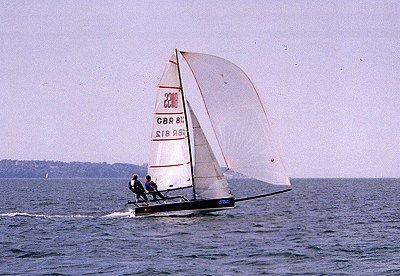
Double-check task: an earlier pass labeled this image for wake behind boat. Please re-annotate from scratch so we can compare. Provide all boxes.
[128,50,291,216]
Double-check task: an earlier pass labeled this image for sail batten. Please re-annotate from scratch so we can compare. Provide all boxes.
[155,112,184,115]
[158,85,181,89]
[149,162,190,168]
[152,137,187,141]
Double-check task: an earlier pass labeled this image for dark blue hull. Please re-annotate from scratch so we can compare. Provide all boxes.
[134,197,235,216]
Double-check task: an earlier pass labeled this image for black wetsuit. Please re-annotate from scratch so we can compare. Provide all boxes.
[129,179,148,201]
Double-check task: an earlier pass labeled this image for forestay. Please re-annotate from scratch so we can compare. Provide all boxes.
[148,54,193,191]
[188,103,232,199]
[182,52,290,186]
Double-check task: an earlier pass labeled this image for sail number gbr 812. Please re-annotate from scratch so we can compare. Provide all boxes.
[155,115,185,138]
[154,92,186,139]
[155,129,185,138]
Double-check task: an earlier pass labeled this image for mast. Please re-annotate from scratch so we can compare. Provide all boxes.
[175,49,197,200]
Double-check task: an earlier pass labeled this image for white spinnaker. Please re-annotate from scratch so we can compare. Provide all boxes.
[188,103,232,199]
[148,54,192,191]
[182,52,290,186]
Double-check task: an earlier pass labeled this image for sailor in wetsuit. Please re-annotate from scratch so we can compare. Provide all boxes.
[129,174,148,202]
[144,175,166,201]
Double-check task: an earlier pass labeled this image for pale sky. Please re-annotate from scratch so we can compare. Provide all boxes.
[1,1,399,178]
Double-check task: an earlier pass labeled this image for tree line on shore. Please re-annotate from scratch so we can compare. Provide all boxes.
[0,159,147,178]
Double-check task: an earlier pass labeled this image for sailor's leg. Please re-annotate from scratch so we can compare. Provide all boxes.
[157,191,166,200]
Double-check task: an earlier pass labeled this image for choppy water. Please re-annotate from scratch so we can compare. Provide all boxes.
[0,178,399,274]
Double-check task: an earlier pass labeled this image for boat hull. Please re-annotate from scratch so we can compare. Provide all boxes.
[134,197,235,216]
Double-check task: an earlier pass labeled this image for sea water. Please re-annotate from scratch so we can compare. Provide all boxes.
[0,178,399,274]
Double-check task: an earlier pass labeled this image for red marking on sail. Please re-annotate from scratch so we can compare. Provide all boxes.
[171,92,176,107]
[159,85,181,89]
[155,112,184,115]
[169,60,178,65]
[152,137,186,142]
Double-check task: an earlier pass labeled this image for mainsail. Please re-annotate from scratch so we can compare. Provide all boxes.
[148,54,192,191]
[182,52,290,186]
[188,103,232,199]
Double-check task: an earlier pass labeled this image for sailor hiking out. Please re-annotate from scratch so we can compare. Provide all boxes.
[129,174,148,202]
[144,175,166,201]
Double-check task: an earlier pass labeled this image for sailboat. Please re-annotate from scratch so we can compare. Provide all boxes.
[129,50,291,216]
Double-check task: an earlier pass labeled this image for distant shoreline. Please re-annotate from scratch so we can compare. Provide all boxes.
[0,159,147,179]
